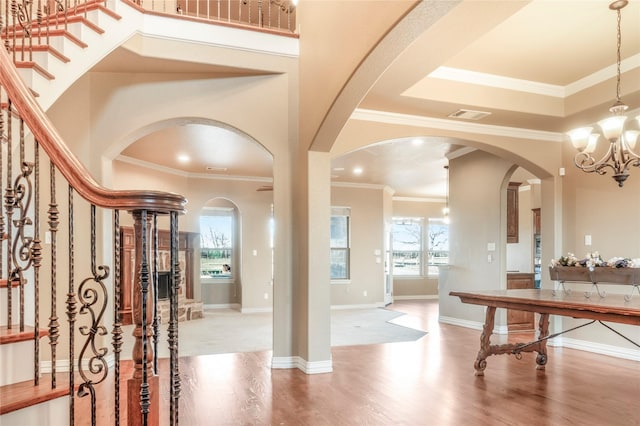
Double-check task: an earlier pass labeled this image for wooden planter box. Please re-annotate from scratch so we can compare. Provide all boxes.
[549,266,640,285]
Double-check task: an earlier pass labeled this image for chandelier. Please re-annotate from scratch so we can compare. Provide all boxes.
[567,0,640,187]
[270,0,297,12]
[443,165,450,224]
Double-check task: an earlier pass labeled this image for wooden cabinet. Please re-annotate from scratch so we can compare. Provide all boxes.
[507,182,521,243]
[532,208,541,235]
[118,226,198,326]
[507,273,535,331]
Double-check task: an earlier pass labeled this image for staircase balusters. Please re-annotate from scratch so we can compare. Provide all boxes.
[4,98,14,330]
[32,139,41,385]
[112,208,122,426]
[77,203,110,426]
[48,159,60,388]
[67,184,76,425]
[168,210,180,426]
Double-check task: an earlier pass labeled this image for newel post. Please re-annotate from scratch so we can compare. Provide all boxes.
[127,210,159,426]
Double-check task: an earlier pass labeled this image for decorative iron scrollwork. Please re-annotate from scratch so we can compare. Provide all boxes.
[76,205,110,425]
[11,0,34,37]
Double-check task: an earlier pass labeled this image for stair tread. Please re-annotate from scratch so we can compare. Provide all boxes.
[8,45,70,63]
[0,373,70,415]
[15,61,56,80]
[0,326,48,345]
[6,29,88,49]
[0,278,21,288]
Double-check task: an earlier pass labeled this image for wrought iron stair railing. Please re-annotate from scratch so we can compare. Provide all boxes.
[1,0,296,65]
[0,23,187,426]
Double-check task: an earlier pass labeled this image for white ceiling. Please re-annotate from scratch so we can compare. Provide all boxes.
[111,0,640,198]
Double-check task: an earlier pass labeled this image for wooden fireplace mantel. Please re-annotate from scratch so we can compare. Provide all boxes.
[118,226,198,326]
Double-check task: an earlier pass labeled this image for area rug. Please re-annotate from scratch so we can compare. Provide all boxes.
[120,307,427,359]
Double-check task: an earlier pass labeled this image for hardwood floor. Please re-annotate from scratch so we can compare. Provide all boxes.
[84,300,639,425]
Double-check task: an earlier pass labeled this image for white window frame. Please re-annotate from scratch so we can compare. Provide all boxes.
[330,207,351,283]
[200,207,235,284]
[392,217,424,277]
[392,217,449,277]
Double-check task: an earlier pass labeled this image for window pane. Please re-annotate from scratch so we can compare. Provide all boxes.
[392,219,422,276]
[428,222,449,251]
[330,216,348,248]
[427,219,449,275]
[392,221,421,251]
[200,214,233,278]
[330,248,349,279]
[392,250,421,276]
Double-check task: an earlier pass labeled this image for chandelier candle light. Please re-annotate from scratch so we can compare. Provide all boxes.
[567,0,640,187]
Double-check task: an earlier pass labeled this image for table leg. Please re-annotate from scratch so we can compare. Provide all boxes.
[474,306,496,376]
[535,313,549,369]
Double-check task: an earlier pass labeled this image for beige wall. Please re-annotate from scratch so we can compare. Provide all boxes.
[330,185,385,306]
[556,136,640,351]
[438,150,516,326]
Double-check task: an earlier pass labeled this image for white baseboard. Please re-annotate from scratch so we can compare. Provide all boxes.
[442,317,640,361]
[330,303,385,310]
[271,356,333,374]
[41,353,116,374]
[204,303,273,313]
[203,303,241,310]
[240,307,273,314]
[438,316,509,335]
[439,315,483,330]
[393,295,439,300]
[549,337,640,361]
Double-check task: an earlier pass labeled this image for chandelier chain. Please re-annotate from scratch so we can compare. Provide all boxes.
[615,8,622,103]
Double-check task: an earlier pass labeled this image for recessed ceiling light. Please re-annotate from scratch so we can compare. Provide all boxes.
[177,154,190,163]
[412,138,424,146]
[353,167,363,175]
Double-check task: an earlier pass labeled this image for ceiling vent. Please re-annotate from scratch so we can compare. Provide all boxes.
[206,166,228,172]
[448,109,491,121]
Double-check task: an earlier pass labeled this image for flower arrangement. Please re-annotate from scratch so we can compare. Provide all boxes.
[550,251,638,271]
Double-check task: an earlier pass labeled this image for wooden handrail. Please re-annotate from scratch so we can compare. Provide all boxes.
[0,46,187,214]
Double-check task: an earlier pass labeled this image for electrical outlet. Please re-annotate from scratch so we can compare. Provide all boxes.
[264,293,269,300]
[363,290,367,297]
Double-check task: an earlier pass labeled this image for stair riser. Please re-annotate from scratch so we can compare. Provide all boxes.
[0,287,35,328]
[11,50,66,75]
[0,394,69,426]
[48,34,86,58]
[0,340,36,386]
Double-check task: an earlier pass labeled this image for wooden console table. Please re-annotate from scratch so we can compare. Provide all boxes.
[449,289,640,376]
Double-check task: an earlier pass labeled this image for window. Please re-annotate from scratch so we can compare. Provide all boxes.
[200,208,234,279]
[427,218,449,275]
[392,218,422,276]
[392,217,449,276]
[330,207,350,280]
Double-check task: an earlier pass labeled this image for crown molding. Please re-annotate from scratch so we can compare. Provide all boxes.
[566,53,640,96]
[351,109,564,143]
[428,54,640,99]
[331,181,386,190]
[115,155,272,183]
[428,66,564,97]
[392,196,445,203]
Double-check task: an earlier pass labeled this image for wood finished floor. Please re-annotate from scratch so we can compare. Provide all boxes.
[80,299,639,426]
